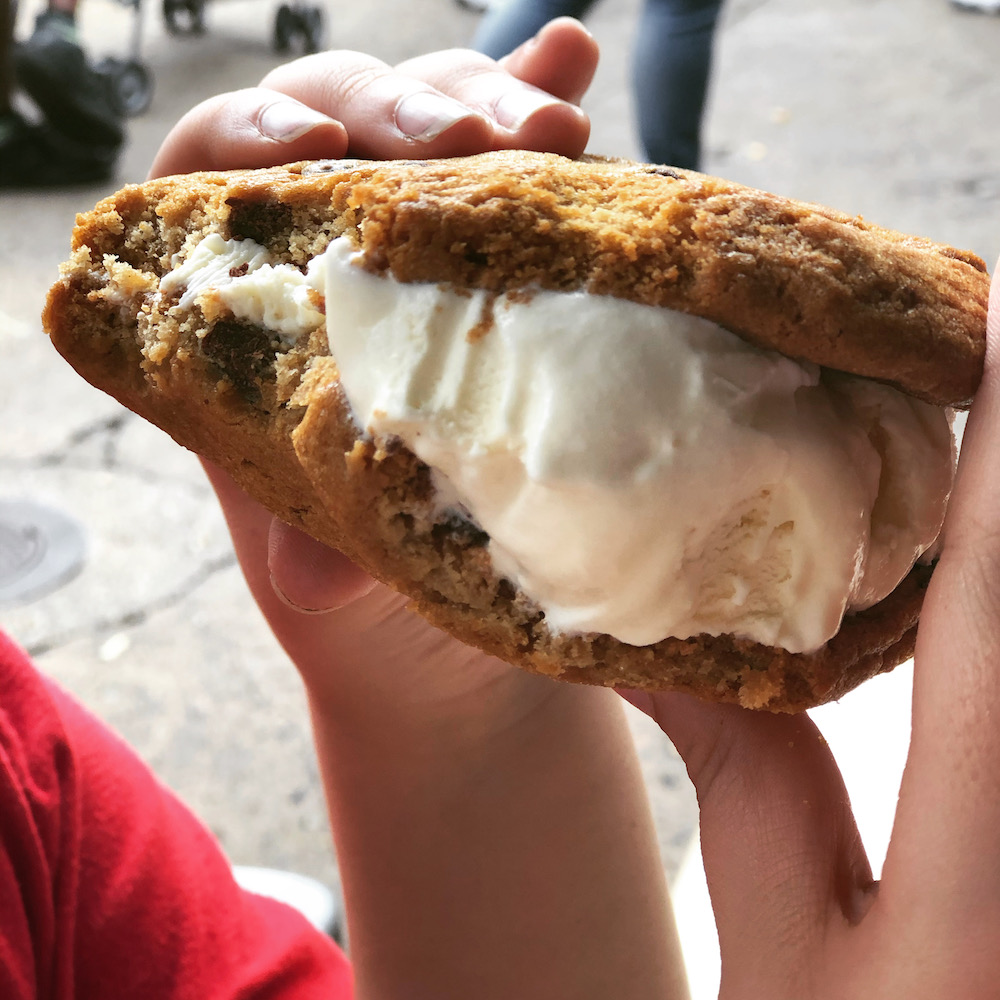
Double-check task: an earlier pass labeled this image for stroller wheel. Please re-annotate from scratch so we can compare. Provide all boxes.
[163,0,206,35]
[300,6,324,53]
[94,57,155,117]
[273,4,296,52]
[273,4,325,54]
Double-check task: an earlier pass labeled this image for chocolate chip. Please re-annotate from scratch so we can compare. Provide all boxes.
[646,166,684,179]
[301,158,368,175]
[201,319,275,402]
[226,198,293,249]
[433,513,489,550]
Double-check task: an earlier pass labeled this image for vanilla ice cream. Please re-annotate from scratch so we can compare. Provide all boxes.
[164,234,956,654]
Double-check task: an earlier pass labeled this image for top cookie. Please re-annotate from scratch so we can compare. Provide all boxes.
[70,149,988,407]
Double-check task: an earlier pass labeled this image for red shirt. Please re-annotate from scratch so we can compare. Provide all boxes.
[0,630,352,999]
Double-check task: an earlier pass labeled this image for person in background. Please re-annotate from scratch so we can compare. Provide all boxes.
[470,2,723,169]
[0,0,123,187]
[950,0,1000,13]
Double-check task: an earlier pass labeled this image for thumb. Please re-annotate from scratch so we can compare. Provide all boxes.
[878,265,1000,944]
[267,517,377,614]
[202,459,375,618]
[628,691,871,995]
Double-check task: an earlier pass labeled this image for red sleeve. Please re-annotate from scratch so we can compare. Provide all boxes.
[0,630,353,1000]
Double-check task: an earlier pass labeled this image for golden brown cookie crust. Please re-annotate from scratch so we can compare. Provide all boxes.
[66,150,987,404]
[44,151,988,711]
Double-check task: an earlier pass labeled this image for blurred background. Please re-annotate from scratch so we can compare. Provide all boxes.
[1,0,998,993]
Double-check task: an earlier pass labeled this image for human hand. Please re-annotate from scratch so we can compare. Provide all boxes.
[150,16,596,174]
[149,21,600,724]
[622,270,1000,998]
[146,38,692,1000]
[145,33,711,998]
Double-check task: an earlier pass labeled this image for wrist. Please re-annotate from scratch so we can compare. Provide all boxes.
[308,635,562,762]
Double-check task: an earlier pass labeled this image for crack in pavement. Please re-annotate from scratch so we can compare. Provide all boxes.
[5,408,215,495]
[3,406,237,656]
[26,550,238,658]
[6,452,216,494]
[33,409,135,471]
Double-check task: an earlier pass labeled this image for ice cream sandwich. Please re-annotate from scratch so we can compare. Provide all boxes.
[43,150,990,711]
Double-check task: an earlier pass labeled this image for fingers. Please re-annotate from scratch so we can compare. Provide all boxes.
[261,50,496,159]
[883,269,1000,933]
[149,88,349,177]
[200,460,412,697]
[203,457,525,716]
[265,45,590,159]
[394,47,590,156]
[499,17,599,105]
[624,690,871,994]
[151,28,596,178]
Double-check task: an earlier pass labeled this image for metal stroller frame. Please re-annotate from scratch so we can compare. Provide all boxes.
[96,0,325,117]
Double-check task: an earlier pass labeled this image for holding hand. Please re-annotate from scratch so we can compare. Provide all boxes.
[625,273,1000,998]
[152,28,688,1000]
[152,18,600,707]
[150,16,597,175]
[150,18,602,710]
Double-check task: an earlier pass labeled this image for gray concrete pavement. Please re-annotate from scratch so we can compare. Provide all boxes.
[1,0,999,923]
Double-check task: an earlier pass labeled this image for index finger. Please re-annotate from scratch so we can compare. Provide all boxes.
[264,46,590,159]
[260,50,498,159]
[883,268,1000,934]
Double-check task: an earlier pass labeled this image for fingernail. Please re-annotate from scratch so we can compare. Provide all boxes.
[494,88,566,131]
[258,101,339,143]
[270,573,337,614]
[395,91,484,142]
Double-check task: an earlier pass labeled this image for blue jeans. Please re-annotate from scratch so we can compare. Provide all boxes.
[472,0,723,169]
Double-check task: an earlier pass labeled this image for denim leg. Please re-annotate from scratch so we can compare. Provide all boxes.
[0,0,13,114]
[633,0,723,169]
[472,0,600,60]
